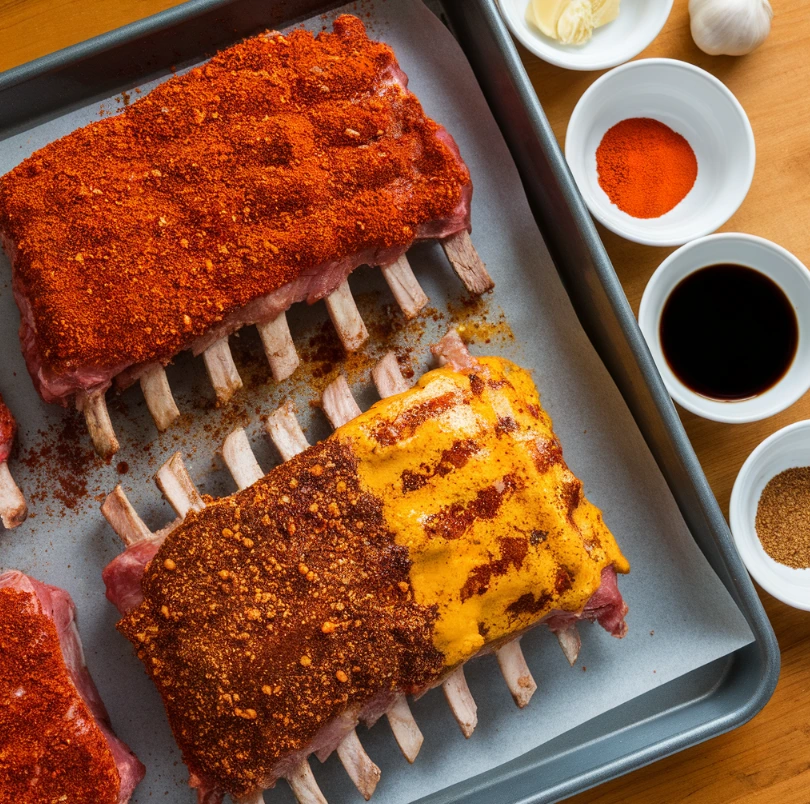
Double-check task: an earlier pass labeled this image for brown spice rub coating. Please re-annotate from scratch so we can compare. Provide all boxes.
[0,15,469,378]
[119,439,442,797]
[0,588,120,803]
[755,466,810,568]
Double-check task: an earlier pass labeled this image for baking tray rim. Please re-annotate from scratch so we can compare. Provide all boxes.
[0,0,779,800]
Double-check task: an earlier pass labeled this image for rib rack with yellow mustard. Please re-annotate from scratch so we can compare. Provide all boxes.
[101,333,629,804]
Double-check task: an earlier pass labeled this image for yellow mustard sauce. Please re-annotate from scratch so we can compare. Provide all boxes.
[334,357,629,667]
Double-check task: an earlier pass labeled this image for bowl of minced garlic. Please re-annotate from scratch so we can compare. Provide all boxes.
[731,421,810,610]
[498,0,673,70]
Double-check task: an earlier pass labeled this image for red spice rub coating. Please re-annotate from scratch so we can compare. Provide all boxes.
[0,15,470,378]
[0,588,120,803]
[119,439,442,797]
[0,393,15,463]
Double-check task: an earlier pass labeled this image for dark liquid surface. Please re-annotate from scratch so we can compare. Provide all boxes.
[660,263,798,401]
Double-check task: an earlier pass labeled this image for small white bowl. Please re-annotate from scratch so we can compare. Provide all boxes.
[566,59,755,246]
[498,0,673,71]
[730,421,810,610]
[638,233,810,424]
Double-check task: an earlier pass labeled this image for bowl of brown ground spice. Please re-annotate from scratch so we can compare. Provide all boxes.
[566,58,755,246]
[731,421,810,610]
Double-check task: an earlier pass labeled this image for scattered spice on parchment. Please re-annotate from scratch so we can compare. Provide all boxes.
[755,467,810,568]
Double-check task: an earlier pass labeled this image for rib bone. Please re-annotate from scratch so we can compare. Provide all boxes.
[335,728,381,800]
[257,312,300,383]
[496,638,537,708]
[0,461,27,529]
[325,281,369,353]
[202,337,243,405]
[139,363,180,431]
[221,428,264,490]
[321,376,362,430]
[442,666,477,738]
[101,485,153,546]
[441,230,494,295]
[380,254,428,319]
[76,389,119,458]
[235,791,265,804]
[385,695,424,763]
[371,351,537,711]
[556,624,582,667]
[156,453,205,517]
[265,401,309,462]
[285,761,327,804]
[229,419,380,798]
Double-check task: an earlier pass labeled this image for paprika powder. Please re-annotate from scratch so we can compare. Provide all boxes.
[596,117,698,219]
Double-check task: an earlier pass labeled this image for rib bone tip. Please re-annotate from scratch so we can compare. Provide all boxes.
[442,230,494,295]
[140,363,180,432]
[202,337,243,405]
[325,280,369,353]
[76,389,119,458]
[0,461,27,529]
[257,313,300,383]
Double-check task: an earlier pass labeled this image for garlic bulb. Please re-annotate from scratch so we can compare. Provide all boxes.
[689,0,773,56]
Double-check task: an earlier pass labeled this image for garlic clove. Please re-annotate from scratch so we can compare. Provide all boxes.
[688,0,773,57]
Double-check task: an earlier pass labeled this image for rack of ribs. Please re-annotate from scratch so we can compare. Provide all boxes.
[0,394,27,528]
[0,14,492,458]
[100,332,629,803]
[0,570,145,802]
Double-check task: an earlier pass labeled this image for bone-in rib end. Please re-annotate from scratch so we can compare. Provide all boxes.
[264,401,310,462]
[442,666,478,738]
[156,452,205,518]
[76,389,119,458]
[202,337,243,406]
[386,695,424,763]
[285,761,328,804]
[556,625,582,667]
[380,254,429,320]
[325,280,369,353]
[0,461,27,529]
[496,639,537,709]
[139,363,180,431]
[336,729,381,800]
[220,428,264,491]
[441,230,494,295]
[321,375,362,429]
[372,352,410,398]
[257,313,300,383]
[101,485,153,547]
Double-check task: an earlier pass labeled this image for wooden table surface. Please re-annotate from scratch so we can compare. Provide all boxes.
[1,0,808,801]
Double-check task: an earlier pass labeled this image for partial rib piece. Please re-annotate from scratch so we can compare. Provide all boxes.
[335,729,381,800]
[101,485,153,546]
[265,401,310,462]
[256,313,300,383]
[155,453,205,517]
[372,352,410,397]
[203,338,243,405]
[386,695,424,763]
[76,390,119,459]
[325,281,369,353]
[0,462,26,530]
[286,762,327,804]
[221,428,264,490]
[139,364,180,432]
[555,624,582,667]
[496,638,537,708]
[380,255,429,320]
[321,375,363,429]
[441,230,494,295]
[442,667,478,738]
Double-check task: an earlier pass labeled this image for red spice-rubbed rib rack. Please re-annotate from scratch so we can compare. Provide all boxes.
[0,15,492,458]
[0,394,27,529]
[100,332,628,804]
[0,570,145,802]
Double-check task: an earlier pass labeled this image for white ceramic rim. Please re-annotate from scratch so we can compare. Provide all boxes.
[566,58,756,247]
[730,420,810,611]
[638,233,810,424]
[498,0,675,71]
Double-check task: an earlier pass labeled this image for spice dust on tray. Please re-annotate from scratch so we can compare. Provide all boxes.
[755,467,810,568]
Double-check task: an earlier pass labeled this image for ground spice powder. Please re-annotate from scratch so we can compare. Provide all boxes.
[755,466,810,568]
[596,117,698,219]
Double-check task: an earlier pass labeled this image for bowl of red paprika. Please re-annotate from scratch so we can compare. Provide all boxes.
[565,59,755,247]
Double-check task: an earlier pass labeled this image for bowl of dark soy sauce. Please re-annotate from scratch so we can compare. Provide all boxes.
[639,233,810,423]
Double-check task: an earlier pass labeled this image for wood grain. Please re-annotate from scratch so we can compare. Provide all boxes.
[0,0,806,801]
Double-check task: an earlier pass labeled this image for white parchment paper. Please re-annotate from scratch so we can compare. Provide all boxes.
[0,2,753,802]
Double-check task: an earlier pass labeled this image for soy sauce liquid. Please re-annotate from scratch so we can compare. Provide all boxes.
[660,264,798,401]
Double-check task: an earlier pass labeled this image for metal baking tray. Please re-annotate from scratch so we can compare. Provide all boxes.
[0,1,779,802]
